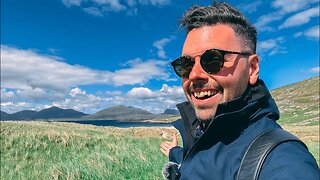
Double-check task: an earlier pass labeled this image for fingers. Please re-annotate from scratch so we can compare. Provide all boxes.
[172,133,178,146]
[161,141,170,149]
[172,132,177,139]
[160,146,169,156]
[160,131,180,157]
[172,134,176,143]
[160,142,170,156]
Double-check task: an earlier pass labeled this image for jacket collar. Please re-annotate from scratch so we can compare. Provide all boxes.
[214,79,279,119]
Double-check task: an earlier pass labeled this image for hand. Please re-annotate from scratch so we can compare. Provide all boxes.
[160,133,178,157]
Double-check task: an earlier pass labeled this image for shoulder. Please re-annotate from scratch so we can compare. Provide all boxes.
[260,141,320,180]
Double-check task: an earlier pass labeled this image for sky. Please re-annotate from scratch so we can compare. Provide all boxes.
[1,0,319,114]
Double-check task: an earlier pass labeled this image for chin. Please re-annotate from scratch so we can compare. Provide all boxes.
[195,108,216,121]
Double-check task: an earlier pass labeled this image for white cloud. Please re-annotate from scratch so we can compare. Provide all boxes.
[17,87,66,101]
[61,0,170,16]
[111,59,170,86]
[238,1,263,14]
[83,7,104,16]
[127,0,136,6]
[62,0,82,7]
[279,7,319,29]
[271,0,318,14]
[295,26,320,40]
[123,84,185,113]
[1,84,186,114]
[1,45,168,89]
[0,101,37,114]
[104,90,122,95]
[308,67,320,73]
[126,84,185,99]
[47,48,60,54]
[254,12,283,32]
[138,0,170,6]
[0,45,170,110]
[53,87,104,113]
[100,1,126,12]
[1,89,15,102]
[305,26,320,39]
[126,7,138,16]
[128,87,154,99]
[70,87,86,97]
[1,87,104,114]
[255,0,318,32]
[85,84,185,114]
[1,45,112,92]
[153,37,174,59]
[257,37,287,56]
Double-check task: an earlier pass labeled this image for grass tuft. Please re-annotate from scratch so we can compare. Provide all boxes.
[1,121,177,179]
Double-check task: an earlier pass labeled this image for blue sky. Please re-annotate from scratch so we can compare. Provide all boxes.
[1,0,319,114]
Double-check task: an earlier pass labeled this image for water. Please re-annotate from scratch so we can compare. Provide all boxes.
[60,120,173,128]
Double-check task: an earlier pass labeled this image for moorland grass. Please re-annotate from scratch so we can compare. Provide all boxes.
[1,121,176,180]
[1,121,319,179]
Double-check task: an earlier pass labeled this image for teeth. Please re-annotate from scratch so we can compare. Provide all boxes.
[193,90,217,98]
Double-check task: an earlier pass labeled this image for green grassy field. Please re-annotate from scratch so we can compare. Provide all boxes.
[272,76,319,126]
[1,121,319,180]
[0,121,176,180]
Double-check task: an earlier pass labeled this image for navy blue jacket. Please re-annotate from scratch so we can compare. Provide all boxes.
[169,80,319,179]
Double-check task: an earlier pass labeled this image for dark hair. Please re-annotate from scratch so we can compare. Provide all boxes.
[179,1,257,53]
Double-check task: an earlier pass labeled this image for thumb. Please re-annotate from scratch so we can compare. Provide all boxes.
[172,133,178,143]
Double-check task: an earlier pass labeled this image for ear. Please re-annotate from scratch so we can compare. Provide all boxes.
[248,54,259,85]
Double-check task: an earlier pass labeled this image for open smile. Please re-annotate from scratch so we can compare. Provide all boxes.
[192,89,219,100]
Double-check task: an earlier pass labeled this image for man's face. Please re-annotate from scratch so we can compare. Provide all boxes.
[181,24,257,121]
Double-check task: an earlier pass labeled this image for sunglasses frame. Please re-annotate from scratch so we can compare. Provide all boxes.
[171,48,253,78]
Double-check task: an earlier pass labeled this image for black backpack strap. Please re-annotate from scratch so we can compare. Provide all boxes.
[236,129,307,180]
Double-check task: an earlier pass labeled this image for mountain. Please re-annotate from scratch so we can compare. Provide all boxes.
[36,106,87,119]
[271,76,319,126]
[1,111,12,120]
[0,107,87,120]
[163,108,179,115]
[10,110,38,120]
[84,105,157,121]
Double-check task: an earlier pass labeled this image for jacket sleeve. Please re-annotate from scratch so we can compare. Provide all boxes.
[259,141,320,180]
[168,146,185,164]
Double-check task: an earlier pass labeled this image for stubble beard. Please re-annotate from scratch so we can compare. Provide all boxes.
[187,93,222,122]
[189,83,247,122]
[194,104,219,121]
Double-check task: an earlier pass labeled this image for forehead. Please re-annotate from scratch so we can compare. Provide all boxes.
[182,24,242,56]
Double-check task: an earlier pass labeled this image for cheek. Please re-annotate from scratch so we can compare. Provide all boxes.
[182,79,191,93]
[216,63,250,88]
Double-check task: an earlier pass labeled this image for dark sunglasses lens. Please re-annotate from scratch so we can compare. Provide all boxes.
[201,50,224,74]
[173,57,194,78]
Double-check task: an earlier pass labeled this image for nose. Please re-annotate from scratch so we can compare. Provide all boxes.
[188,59,208,82]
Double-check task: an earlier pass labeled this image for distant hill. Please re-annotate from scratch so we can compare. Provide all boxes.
[162,108,179,115]
[10,110,38,120]
[0,107,87,120]
[84,105,157,121]
[1,111,12,120]
[36,107,87,119]
[271,76,319,125]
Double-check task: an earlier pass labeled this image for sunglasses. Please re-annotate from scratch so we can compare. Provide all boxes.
[171,48,253,78]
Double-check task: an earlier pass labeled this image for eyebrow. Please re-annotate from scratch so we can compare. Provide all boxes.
[182,48,210,57]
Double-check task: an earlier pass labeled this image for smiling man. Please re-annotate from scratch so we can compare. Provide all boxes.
[160,1,319,179]
[180,24,257,121]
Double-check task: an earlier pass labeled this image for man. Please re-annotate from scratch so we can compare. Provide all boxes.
[160,1,319,179]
